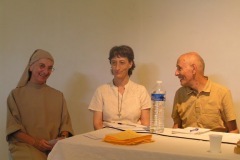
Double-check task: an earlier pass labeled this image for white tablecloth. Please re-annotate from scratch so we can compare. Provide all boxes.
[48,128,240,160]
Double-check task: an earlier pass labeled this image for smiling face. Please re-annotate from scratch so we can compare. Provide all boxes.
[29,58,54,85]
[175,56,195,87]
[110,56,133,80]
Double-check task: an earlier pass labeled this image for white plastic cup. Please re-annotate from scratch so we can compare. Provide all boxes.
[209,134,222,153]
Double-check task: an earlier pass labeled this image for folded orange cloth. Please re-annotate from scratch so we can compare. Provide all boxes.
[103,130,153,145]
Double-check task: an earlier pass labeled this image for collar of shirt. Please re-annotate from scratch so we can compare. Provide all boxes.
[186,78,212,96]
[110,79,132,90]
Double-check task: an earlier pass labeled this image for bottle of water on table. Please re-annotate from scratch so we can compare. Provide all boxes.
[150,80,166,133]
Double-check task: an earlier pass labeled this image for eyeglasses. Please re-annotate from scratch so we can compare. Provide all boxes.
[39,63,55,72]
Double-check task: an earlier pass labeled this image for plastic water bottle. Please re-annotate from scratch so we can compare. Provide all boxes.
[150,81,166,133]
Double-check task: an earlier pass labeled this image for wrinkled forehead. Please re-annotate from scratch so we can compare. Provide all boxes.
[177,55,190,64]
[33,58,54,66]
[176,55,190,67]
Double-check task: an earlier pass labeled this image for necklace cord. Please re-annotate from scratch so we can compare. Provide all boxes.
[117,91,123,118]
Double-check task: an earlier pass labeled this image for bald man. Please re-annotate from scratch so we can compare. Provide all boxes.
[172,52,239,133]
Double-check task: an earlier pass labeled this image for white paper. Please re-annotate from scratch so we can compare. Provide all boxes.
[103,121,148,132]
[172,127,210,135]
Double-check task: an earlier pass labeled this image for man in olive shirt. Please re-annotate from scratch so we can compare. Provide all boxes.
[172,52,239,133]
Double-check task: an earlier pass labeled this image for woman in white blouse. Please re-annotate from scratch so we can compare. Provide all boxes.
[88,45,151,130]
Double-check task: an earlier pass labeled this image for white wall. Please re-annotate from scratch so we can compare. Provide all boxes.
[1,0,240,159]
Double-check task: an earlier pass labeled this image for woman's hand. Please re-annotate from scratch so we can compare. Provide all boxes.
[33,138,53,152]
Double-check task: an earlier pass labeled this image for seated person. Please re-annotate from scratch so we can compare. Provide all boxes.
[88,45,151,130]
[172,52,239,133]
[6,49,74,160]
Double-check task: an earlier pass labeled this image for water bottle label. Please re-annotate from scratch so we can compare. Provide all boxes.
[151,93,165,101]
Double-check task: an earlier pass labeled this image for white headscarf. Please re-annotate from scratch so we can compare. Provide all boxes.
[17,49,54,87]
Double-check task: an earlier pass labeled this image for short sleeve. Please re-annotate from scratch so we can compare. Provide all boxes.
[6,91,22,141]
[59,95,74,136]
[171,89,182,125]
[139,86,151,110]
[222,89,236,122]
[88,87,103,112]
